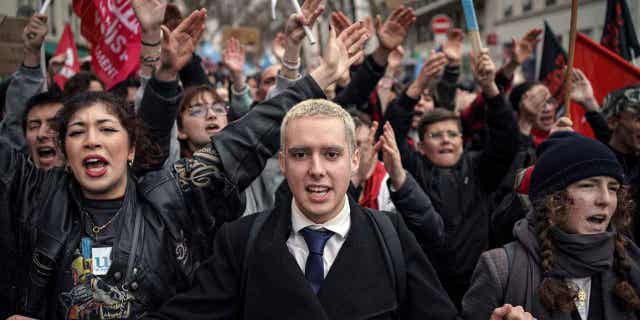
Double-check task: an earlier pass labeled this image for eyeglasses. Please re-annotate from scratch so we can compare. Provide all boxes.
[425,130,461,140]
[187,103,229,117]
[533,97,558,110]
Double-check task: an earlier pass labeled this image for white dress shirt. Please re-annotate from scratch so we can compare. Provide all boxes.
[286,198,351,278]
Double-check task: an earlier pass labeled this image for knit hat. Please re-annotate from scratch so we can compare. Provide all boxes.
[602,85,640,119]
[529,131,624,204]
[509,81,540,112]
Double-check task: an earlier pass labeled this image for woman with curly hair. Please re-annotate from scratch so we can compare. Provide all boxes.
[462,130,640,319]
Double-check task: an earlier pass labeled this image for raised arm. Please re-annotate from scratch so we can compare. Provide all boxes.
[569,68,612,143]
[435,28,463,111]
[213,21,369,190]
[0,14,47,151]
[387,51,448,172]
[333,7,415,109]
[133,2,205,170]
[223,37,252,119]
[264,0,325,100]
[380,122,446,247]
[473,50,519,191]
[170,20,369,235]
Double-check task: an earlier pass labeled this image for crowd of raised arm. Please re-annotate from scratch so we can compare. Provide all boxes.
[0,1,639,320]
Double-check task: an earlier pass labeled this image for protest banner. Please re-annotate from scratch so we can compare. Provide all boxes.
[222,26,261,53]
[73,0,141,89]
[53,23,80,89]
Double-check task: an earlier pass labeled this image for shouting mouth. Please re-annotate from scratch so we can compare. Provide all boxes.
[37,146,57,160]
[83,155,109,177]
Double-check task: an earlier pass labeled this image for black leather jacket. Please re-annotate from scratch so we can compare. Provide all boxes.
[0,75,326,318]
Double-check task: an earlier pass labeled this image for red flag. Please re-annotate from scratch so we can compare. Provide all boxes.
[53,23,80,89]
[73,0,141,90]
[573,33,640,136]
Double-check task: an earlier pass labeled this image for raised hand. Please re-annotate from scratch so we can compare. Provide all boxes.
[223,37,247,91]
[380,122,406,189]
[569,68,598,111]
[223,37,245,75]
[23,14,48,67]
[310,21,369,90]
[550,117,574,134]
[353,122,380,187]
[132,0,167,42]
[23,14,48,52]
[407,50,448,99]
[285,0,324,47]
[510,28,542,65]
[471,49,499,97]
[157,9,206,80]
[442,28,464,66]
[331,11,368,65]
[375,7,416,51]
[272,32,287,62]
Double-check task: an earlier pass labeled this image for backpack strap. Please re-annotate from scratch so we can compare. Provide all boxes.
[364,209,407,311]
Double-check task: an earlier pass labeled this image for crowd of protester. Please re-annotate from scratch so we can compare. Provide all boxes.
[0,1,638,319]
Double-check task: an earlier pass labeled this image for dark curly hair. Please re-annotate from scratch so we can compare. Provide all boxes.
[54,91,163,171]
[535,186,640,313]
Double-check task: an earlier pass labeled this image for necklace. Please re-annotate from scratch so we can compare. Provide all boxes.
[83,209,122,238]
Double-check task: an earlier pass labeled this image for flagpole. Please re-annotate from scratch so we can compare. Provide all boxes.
[563,0,579,117]
[39,0,52,92]
[461,0,483,56]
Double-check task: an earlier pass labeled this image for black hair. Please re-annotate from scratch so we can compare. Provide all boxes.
[54,91,163,170]
[22,91,64,132]
[63,71,104,99]
[417,108,462,141]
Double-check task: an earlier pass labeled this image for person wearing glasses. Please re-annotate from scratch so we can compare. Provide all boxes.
[177,85,230,159]
[385,49,519,308]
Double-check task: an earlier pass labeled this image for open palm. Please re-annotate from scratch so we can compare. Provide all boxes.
[223,37,245,74]
[376,7,415,50]
[160,9,206,72]
[132,0,166,32]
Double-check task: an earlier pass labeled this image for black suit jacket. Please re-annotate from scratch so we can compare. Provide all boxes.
[146,198,458,319]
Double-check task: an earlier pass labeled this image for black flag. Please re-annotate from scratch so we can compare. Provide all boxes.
[601,0,640,61]
[539,21,568,102]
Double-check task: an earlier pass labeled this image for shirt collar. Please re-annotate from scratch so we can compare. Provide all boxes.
[291,197,350,239]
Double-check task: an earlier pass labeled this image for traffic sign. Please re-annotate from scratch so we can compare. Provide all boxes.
[431,14,452,35]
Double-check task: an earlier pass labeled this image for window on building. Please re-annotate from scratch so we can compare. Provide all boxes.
[503,0,514,18]
[546,0,557,6]
[523,0,533,12]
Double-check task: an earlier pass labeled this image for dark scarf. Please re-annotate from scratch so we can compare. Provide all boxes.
[508,218,640,320]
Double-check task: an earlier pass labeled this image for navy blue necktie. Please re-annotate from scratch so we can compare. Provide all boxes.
[300,227,334,294]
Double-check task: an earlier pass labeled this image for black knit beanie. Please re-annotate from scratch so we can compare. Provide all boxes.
[509,81,539,112]
[529,131,624,204]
